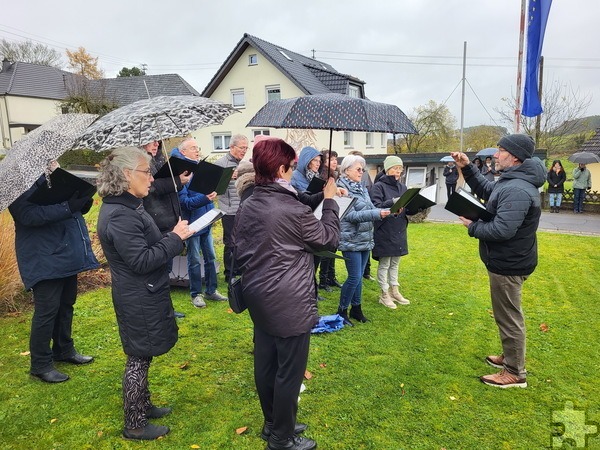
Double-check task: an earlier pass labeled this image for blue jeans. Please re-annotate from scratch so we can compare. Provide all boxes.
[548,193,562,207]
[186,232,217,297]
[573,188,586,212]
[339,250,370,310]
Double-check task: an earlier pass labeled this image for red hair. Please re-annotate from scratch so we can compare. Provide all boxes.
[253,138,296,185]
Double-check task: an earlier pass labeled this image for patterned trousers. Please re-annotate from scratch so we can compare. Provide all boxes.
[123,355,153,429]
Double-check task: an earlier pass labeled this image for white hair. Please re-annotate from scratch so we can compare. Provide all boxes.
[340,154,365,175]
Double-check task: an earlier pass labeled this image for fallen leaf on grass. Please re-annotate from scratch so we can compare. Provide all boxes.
[235,426,248,435]
[448,312,454,316]
[449,396,456,401]
[179,362,189,370]
[97,431,103,437]
[50,418,58,424]
[227,308,234,313]
[20,351,30,356]
[319,363,327,368]
[190,445,200,449]
[304,370,312,380]
[539,323,549,332]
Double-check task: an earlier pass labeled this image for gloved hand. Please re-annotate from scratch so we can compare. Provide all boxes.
[67,191,90,213]
[80,198,94,215]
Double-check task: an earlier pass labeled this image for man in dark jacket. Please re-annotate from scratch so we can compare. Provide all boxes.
[443,161,459,199]
[9,167,99,383]
[451,134,546,388]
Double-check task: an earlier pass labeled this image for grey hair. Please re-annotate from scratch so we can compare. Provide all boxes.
[230,134,248,148]
[340,154,365,176]
[97,147,150,197]
[179,137,196,151]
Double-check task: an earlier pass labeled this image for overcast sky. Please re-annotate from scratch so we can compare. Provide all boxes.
[3,0,600,129]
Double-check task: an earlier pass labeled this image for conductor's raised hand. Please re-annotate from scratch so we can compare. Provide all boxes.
[323,177,337,199]
[450,152,470,168]
[172,219,194,240]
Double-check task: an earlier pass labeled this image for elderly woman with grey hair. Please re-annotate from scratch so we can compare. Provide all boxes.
[96,147,194,440]
[335,154,390,325]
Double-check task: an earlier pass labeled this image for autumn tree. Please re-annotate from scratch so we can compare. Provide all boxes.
[66,47,103,79]
[61,78,118,115]
[117,66,146,77]
[463,125,507,152]
[495,78,592,153]
[400,100,458,153]
[0,39,63,67]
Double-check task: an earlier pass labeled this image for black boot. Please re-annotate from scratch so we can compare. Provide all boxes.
[349,304,368,323]
[555,206,560,213]
[337,307,353,327]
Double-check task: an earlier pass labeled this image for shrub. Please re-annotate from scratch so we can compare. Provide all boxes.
[0,211,31,313]
[57,149,110,169]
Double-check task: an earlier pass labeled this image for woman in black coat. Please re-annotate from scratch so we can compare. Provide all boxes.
[97,147,194,441]
[370,156,413,309]
[233,138,339,450]
[547,159,566,212]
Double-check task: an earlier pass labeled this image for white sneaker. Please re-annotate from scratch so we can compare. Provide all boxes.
[191,295,206,308]
[205,291,227,301]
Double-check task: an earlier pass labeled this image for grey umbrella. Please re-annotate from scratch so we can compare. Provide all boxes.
[476,147,498,157]
[0,113,98,212]
[246,93,417,177]
[74,95,239,151]
[568,152,600,164]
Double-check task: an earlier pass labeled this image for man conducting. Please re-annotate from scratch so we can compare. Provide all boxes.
[450,134,546,388]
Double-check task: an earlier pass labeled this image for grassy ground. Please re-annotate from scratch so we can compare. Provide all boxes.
[0,223,599,449]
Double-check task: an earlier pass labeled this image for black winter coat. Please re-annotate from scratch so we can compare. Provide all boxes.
[370,175,410,259]
[547,169,566,193]
[9,176,99,290]
[97,193,184,357]
[143,155,183,233]
[462,158,546,276]
[233,184,340,338]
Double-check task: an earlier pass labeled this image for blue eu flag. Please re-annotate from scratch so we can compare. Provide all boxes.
[522,0,552,117]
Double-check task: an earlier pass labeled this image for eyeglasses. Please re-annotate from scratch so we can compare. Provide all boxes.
[353,167,365,173]
[132,168,152,176]
[234,145,249,151]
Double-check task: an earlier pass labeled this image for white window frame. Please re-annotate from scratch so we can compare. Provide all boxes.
[349,85,360,98]
[248,54,258,65]
[231,89,245,108]
[213,133,232,152]
[405,167,427,188]
[266,85,281,102]
[253,129,271,138]
[380,133,387,148]
[343,131,353,148]
[365,132,373,147]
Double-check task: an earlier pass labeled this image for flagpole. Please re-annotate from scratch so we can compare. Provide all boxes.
[460,41,466,152]
[514,0,526,133]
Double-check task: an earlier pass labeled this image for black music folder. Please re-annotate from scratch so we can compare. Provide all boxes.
[390,184,437,213]
[445,188,494,222]
[153,157,197,179]
[29,168,96,206]
[188,160,234,195]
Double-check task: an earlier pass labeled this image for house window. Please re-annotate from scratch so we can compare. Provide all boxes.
[349,85,360,98]
[213,133,231,151]
[231,89,245,108]
[366,132,373,147]
[343,131,353,147]
[249,54,258,65]
[406,167,427,188]
[381,133,387,147]
[277,49,293,61]
[253,129,271,138]
[266,85,281,102]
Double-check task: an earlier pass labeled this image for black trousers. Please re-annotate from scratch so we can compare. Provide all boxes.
[319,256,336,285]
[221,214,236,280]
[254,327,311,441]
[30,275,78,374]
[446,183,456,199]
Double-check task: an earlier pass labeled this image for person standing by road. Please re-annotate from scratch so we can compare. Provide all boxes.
[443,160,459,199]
[547,160,566,213]
[572,163,592,214]
[451,134,546,388]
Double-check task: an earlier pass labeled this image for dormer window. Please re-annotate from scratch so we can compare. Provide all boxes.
[249,54,258,65]
[349,85,360,98]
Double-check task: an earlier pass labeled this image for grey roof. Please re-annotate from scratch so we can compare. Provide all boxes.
[202,33,365,98]
[579,127,600,155]
[1,60,199,106]
[0,60,76,100]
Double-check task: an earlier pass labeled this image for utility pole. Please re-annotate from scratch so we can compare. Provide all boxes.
[514,0,526,133]
[311,49,316,59]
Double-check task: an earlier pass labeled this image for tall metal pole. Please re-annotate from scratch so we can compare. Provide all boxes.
[535,56,544,146]
[460,41,466,152]
[514,0,527,133]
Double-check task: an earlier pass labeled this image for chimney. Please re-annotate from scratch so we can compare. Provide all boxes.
[1,58,13,73]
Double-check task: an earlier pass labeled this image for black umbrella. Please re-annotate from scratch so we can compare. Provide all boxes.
[568,152,600,164]
[247,93,417,177]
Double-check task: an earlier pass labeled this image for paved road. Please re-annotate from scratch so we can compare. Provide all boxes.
[427,203,600,236]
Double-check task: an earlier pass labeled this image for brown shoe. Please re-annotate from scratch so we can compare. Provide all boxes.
[485,354,504,369]
[480,369,527,388]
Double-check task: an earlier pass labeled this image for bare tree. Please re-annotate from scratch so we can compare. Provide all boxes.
[495,78,592,153]
[61,77,118,116]
[0,39,63,67]
[401,100,458,153]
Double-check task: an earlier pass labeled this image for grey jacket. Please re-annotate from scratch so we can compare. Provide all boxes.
[572,167,592,190]
[462,158,546,276]
[215,153,242,215]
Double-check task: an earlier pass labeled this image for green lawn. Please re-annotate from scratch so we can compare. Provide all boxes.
[1,223,599,449]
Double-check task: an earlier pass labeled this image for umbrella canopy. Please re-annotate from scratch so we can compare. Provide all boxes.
[0,113,98,212]
[568,152,600,164]
[440,155,454,162]
[74,95,238,151]
[247,93,417,135]
[476,147,498,157]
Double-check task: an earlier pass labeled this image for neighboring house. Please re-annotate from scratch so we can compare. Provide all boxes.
[577,127,600,191]
[197,33,389,157]
[0,58,199,152]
